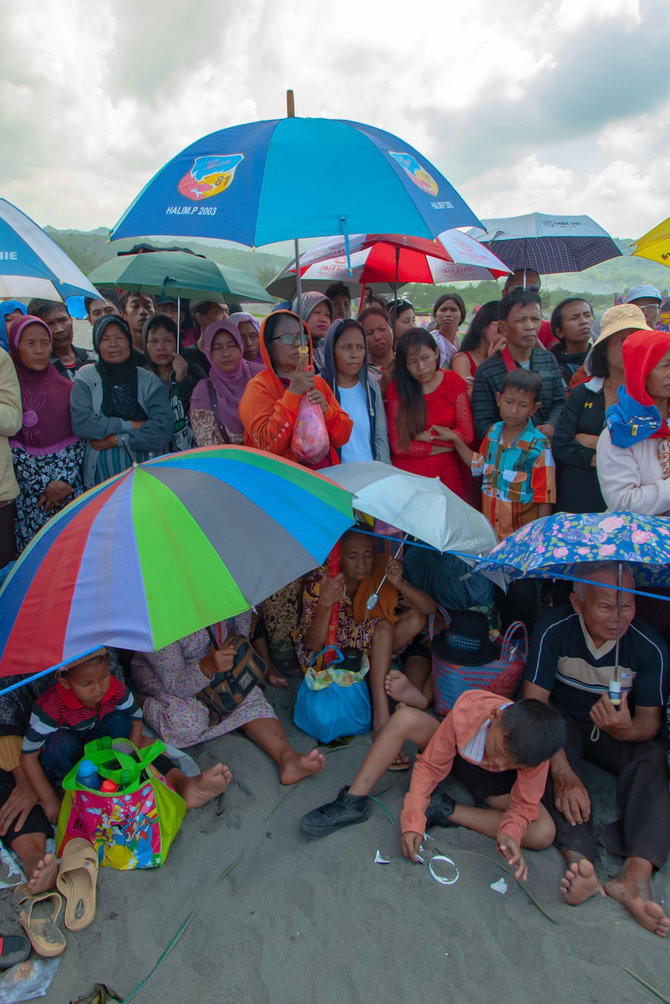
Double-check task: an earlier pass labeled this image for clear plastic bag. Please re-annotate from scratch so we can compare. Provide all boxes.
[291,394,329,464]
[0,958,60,1003]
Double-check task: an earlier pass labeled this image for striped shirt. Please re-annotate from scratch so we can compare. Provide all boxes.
[22,677,141,754]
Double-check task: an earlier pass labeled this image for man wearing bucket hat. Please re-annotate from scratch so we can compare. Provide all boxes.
[553,304,650,512]
[623,284,663,331]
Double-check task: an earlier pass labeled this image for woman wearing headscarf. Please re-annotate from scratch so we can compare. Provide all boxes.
[239,310,352,468]
[319,318,390,463]
[142,314,205,452]
[596,328,670,514]
[70,314,173,487]
[7,316,84,551]
[228,312,265,373]
[291,291,333,371]
[0,342,23,565]
[0,302,26,353]
[189,319,256,446]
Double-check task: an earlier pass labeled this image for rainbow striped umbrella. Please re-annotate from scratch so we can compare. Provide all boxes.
[0,446,354,682]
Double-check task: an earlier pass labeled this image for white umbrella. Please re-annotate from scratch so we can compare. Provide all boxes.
[323,461,498,556]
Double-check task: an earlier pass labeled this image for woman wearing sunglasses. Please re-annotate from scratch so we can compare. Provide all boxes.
[239,310,352,468]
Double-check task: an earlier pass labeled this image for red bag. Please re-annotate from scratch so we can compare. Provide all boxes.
[291,393,329,464]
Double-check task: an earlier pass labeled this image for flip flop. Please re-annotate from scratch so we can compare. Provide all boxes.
[0,933,30,969]
[13,885,66,957]
[57,838,99,932]
[367,736,411,771]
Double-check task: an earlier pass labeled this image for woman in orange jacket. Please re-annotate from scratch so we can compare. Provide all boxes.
[239,310,352,468]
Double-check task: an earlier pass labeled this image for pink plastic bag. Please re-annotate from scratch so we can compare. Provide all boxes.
[291,393,329,464]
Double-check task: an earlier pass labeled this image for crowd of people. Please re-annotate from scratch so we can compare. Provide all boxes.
[0,271,669,954]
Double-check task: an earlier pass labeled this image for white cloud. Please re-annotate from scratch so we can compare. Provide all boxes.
[0,0,667,244]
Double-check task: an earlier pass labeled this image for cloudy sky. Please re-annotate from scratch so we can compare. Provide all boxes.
[2,0,668,243]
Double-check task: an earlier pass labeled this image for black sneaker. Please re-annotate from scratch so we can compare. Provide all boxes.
[425,791,457,829]
[300,786,369,837]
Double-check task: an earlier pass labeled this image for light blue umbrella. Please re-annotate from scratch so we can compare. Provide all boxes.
[109,114,481,248]
[0,199,104,301]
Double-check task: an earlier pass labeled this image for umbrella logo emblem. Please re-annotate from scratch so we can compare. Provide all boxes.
[388,151,439,196]
[178,154,244,201]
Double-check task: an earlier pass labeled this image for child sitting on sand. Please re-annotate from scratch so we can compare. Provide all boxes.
[21,648,143,824]
[301,690,566,880]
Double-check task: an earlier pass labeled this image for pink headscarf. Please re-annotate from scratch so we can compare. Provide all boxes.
[228,312,265,374]
[189,320,254,435]
[8,315,79,455]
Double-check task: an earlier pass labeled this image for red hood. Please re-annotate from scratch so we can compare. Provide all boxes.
[622,329,670,406]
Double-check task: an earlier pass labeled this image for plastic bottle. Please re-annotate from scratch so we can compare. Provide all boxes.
[76,759,100,789]
[119,769,134,790]
[100,778,119,793]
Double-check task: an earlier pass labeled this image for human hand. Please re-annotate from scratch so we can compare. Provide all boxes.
[497,833,527,881]
[172,354,188,382]
[287,365,315,397]
[130,420,145,430]
[589,691,632,740]
[400,831,423,862]
[430,425,457,442]
[414,430,432,443]
[552,767,591,825]
[385,559,404,590]
[43,480,73,505]
[487,334,506,357]
[0,776,39,836]
[536,424,555,442]
[319,572,346,609]
[90,434,119,451]
[307,388,328,413]
[42,794,62,826]
[199,646,235,679]
[575,433,599,451]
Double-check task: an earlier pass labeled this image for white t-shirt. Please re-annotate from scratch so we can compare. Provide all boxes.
[338,383,374,463]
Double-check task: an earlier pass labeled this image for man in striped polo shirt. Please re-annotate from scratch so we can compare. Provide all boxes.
[523,562,670,937]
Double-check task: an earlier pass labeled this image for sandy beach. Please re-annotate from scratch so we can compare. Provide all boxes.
[0,677,663,1004]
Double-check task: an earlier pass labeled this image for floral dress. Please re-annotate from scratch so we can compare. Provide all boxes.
[294,568,382,670]
[130,626,275,749]
[11,441,85,552]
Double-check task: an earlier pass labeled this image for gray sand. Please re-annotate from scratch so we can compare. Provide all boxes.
[1,679,663,1003]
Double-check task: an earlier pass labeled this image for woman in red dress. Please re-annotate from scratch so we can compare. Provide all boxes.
[385,328,474,498]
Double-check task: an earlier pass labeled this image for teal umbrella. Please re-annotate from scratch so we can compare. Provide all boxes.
[88,250,272,304]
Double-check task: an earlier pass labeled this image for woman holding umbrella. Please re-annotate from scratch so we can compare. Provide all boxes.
[70,315,173,487]
[142,314,205,452]
[8,316,85,552]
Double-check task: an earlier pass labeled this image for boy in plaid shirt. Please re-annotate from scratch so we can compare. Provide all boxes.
[439,369,555,539]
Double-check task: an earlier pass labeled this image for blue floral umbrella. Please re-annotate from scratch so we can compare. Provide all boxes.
[473,511,670,587]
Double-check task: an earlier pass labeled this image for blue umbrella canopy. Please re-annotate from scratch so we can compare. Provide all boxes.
[473,511,670,587]
[0,199,104,301]
[110,117,482,247]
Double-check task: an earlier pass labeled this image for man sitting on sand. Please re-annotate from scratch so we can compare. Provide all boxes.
[301,690,566,881]
[523,562,670,937]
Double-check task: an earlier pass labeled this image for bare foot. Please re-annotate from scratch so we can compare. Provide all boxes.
[604,870,670,938]
[279,748,326,786]
[180,764,232,809]
[266,670,288,688]
[384,669,428,710]
[560,859,604,906]
[27,852,57,896]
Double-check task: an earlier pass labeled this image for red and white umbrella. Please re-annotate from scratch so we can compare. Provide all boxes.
[266,230,510,299]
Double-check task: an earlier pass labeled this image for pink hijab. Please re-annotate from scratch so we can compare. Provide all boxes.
[8,315,78,455]
[189,320,254,435]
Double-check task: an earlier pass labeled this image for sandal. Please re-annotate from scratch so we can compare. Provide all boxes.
[0,933,30,969]
[13,885,66,957]
[57,838,98,932]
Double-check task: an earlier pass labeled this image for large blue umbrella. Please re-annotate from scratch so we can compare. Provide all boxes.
[0,199,104,301]
[109,116,481,247]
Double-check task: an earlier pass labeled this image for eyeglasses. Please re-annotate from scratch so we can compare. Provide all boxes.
[512,284,540,294]
[269,333,302,346]
[387,299,413,311]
